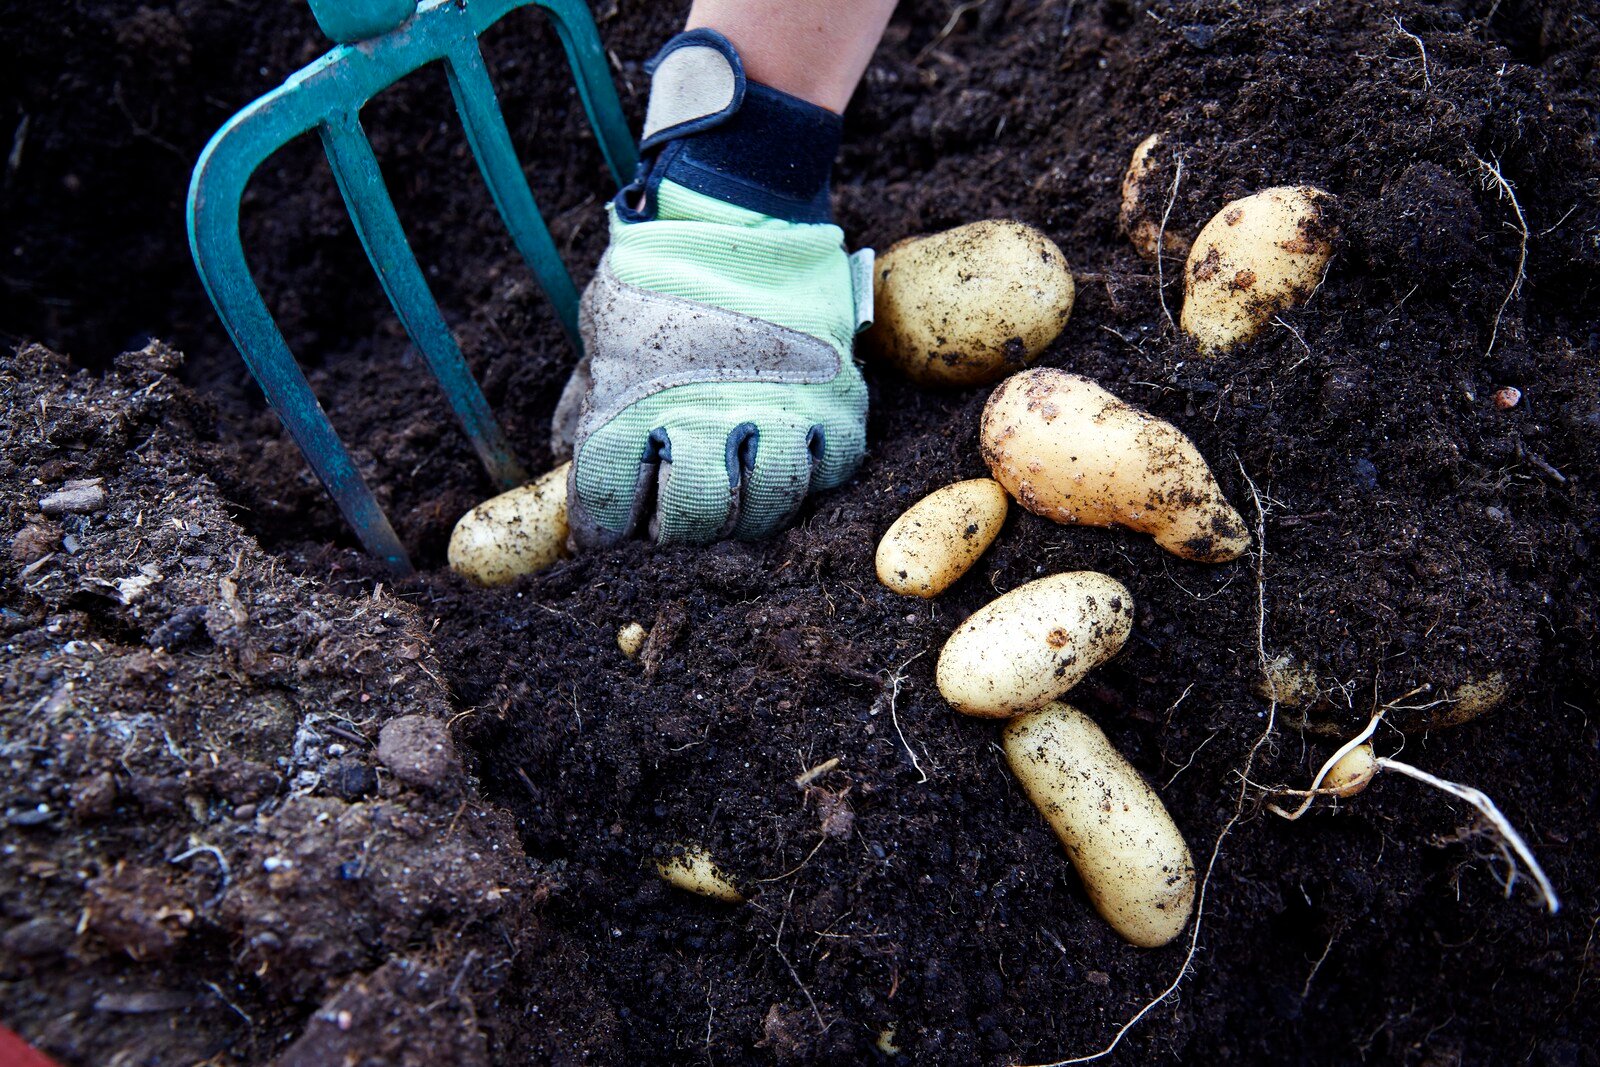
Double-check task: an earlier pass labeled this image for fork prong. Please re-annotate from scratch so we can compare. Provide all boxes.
[320,113,529,491]
[446,39,583,350]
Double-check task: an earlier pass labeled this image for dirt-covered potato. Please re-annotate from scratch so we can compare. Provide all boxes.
[936,571,1133,718]
[875,479,1008,598]
[1180,185,1335,352]
[1004,702,1196,947]
[617,621,648,659]
[1431,673,1509,729]
[655,845,744,903]
[447,462,571,587]
[980,369,1251,562]
[865,220,1075,387]
[1120,134,1191,260]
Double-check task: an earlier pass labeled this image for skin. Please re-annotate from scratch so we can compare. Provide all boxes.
[685,0,900,112]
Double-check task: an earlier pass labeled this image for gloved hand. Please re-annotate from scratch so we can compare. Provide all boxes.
[552,29,872,548]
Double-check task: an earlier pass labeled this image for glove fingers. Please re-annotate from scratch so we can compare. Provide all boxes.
[732,417,815,541]
[653,423,739,544]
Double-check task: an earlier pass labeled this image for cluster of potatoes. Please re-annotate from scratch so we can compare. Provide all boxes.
[442,147,1342,948]
[860,151,1340,947]
[869,366,1247,946]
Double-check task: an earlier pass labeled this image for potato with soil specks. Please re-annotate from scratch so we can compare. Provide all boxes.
[1004,702,1196,947]
[448,462,570,586]
[1181,186,1335,352]
[936,571,1132,717]
[1120,134,1190,260]
[1325,743,1377,797]
[655,845,743,903]
[876,479,1008,598]
[981,369,1250,562]
[865,220,1075,387]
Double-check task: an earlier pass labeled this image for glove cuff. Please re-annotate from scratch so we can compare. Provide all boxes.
[617,28,843,225]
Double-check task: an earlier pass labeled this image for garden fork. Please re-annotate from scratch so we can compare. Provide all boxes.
[186,0,637,573]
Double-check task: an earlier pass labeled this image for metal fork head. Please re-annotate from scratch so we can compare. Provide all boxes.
[187,0,636,572]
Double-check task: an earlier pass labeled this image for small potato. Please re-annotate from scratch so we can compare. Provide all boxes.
[1324,743,1377,797]
[865,220,1075,387]
[876,479,1008,598]
[448,462,570,586]
[1256,654,1321,708]
[617,621,648,659]
[1120,134,1191,260]
[655,845,744,904]
[1004,702,1196,947]
[936,571,1132,718]
[1434,673,1508,729]
[981,369,1251,562]
[1180,185,1335,353]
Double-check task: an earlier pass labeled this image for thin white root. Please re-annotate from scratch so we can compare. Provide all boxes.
[1268,709,1385,820]
[1391,17,1431,87]
[1156,150,1185,331]
[1469,152,1530,358]
[878,651,930,784]
[1377,756,1560,914]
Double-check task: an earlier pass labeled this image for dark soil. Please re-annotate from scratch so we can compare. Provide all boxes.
[4,1,1599,1065]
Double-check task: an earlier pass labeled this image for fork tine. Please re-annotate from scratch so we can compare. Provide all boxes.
[445,39,583,349]
[319,113,529,491]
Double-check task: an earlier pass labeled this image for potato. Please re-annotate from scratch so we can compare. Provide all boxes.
[448,462,571,586]
[1119,134,1191,260]
[1004,702,1196,947]
[1180,185,1335,353]
[1434,673,1509,729]
[1256,653,1320,708]
[1324,743,1377,797]
[876,479,1008,598]
[865,220,1075,387]
[655,845,744,903]
[936,571,1132,718]
[617,621,648,659]
[980,369,1251,562]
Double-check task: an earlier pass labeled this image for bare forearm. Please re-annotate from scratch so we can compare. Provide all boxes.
[685,0,897,112]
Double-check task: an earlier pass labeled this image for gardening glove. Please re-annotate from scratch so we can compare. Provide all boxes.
[552,28,873,548]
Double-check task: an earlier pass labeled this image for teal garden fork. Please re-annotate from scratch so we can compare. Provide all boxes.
[186,0,636,573]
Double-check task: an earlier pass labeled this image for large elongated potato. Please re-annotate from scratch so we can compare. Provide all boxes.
[448,462,571,586]
[876,479,1008,598]
[1004,702,1195,947]
[866,220,1075,387]
[1180,185,1335,353]
[981,369,1250,563]
[936,572,1132,718]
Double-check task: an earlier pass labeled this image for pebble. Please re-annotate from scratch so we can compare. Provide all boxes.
[39,478,107,516]
[376,714,459,790]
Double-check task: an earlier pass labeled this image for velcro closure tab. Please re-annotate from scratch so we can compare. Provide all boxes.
[849,248,876,334]
[641,30,746,150]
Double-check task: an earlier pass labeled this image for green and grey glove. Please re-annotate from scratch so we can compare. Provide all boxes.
[552,29,872,548]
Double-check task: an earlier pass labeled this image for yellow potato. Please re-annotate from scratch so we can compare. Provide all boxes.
[617,621,648,660]
[447,462,571,586]
[1256,653,1320,708]
[1120,134,1190,260]
[655,845,744,904]
[1324,743,1377,797]
[1180,185,1335,353]
[875,479,1008,598]
[1004,702,1196,947]
[980,369,1250,562]
[936,571,1132,718]
[865,220,1075,387]
[1434,673,1509,729]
